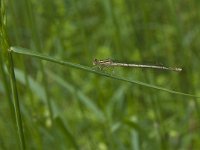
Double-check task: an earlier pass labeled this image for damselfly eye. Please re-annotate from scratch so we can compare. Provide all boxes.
[93,58,98,65]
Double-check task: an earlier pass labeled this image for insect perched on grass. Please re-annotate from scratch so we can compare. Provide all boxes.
[93,58,182,72]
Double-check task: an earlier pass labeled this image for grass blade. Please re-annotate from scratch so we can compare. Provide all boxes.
[7,50,26,150]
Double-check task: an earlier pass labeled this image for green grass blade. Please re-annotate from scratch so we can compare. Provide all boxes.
[131,130,140,150]
[7,51,26,150]
[10,46,200,99]
[0,51,16,119]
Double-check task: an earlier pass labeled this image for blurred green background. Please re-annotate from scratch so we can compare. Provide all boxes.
[1,0,200,149]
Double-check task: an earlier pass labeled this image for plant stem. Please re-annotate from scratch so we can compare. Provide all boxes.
[8,50,26,150]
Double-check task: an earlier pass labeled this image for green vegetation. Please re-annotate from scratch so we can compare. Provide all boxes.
[1,0,200,149]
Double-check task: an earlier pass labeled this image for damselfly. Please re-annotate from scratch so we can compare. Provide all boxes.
[93,58,182,72]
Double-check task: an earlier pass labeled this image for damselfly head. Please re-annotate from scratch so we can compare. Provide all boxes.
[93,58,99,65]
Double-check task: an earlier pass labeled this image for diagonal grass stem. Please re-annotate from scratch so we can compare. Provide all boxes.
[10,47,200,99]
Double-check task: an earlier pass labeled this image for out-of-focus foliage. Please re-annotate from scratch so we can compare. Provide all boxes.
[1,0,200,149]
